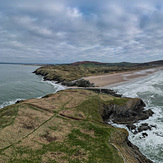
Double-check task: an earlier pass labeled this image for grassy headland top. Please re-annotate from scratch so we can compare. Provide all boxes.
[34,60,163,83]
[0,89,152,162]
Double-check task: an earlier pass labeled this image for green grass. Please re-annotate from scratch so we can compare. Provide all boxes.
[74,96,103,122]
[0,89,134,162]
[110,97,129,106]
[0,104,18,129]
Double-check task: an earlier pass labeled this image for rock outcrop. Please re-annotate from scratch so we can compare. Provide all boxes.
[101,98,154,124]
[127,123,157,135]
[61,79,95,87]
[86,88,122,97]
[34,68,95,87]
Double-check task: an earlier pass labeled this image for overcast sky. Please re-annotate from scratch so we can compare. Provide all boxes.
[0,0,163,63]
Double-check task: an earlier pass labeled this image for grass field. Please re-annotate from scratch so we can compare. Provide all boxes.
[0,89,142,162]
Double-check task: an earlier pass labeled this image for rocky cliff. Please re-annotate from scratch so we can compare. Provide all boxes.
[0,89,153,162]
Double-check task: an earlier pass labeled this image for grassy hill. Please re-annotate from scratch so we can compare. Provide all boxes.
[70,61,140,67]
[34,60,162,84]
[70,60,163,67]
[0,89,152,162]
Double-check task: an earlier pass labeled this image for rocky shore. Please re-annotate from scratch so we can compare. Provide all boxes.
[86,88,154,136]
[34,68,95,87]
[102,98,153,124]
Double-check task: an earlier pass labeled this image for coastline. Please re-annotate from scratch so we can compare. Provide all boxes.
[0,88,153,162]
[83,67,163,88]
[1,66,162,162]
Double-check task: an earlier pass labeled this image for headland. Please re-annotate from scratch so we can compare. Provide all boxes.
[0,89,153,162]
[1,60,163,162]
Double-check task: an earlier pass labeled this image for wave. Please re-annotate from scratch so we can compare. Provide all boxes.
[40,78,65,93]
[0,78,65,110]
[113,70,163,98]
[0,98,24,109]
[112,70,163,163]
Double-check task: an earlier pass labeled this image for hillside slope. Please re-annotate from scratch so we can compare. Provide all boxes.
[0,89,153,162]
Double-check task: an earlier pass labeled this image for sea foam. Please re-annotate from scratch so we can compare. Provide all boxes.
[41,79,65,93]
[0,98,24,109]
[112,70,163,163]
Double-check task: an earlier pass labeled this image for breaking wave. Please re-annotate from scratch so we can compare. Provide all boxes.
[113,70,163,163]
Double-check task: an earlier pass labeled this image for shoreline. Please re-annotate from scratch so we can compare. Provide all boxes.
[1,66,160,162]
[83,67,163,89]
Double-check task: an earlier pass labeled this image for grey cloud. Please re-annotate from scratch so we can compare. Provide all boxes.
[0,0,163,63]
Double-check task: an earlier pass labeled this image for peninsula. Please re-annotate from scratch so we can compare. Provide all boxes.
[0,89,153,162]
[34,60,163,87]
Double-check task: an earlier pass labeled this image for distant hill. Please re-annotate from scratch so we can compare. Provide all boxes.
[70,61,106,66]
[69,60,163,67]
[70,61,139,67]
[139,60,163,66]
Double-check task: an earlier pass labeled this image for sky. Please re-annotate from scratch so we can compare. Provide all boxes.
[0,0,163,64]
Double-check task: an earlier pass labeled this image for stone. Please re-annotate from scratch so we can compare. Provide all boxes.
[101,98,154,124]
[138,123,152,132]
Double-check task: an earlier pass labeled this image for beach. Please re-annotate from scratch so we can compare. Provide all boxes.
[83,67,163,162]
[83,67,163,88]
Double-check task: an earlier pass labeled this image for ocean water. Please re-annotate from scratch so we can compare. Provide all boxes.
[0,64,64,109]
[113,70,163,163]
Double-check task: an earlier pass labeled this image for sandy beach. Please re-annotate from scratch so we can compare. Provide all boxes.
[84,67,163,88]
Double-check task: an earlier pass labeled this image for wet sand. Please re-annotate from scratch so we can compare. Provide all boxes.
[84,67,163,88]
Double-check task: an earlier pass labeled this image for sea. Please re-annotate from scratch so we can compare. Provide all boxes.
[112,69,163,163]
[0,64,163,163]
[0,64,64,109]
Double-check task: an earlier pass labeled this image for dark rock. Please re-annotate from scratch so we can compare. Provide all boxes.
[61,81,76,86]
[126,124,136,131]
[126,123,157,135]
[150,124,157,128]
[75,79,94,87]
[62,79,95,87]
[15,100,24,104]
[87,88,122,97]
[15,100,21,104]
[145,109,154,117]
[138,123,152,132]
[142,132,148,138]
[101,98,154,124]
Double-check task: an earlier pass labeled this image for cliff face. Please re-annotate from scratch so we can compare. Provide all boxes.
[0,89,153,162]
[101,98,153,124]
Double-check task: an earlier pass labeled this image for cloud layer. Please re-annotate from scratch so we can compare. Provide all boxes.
[0,0,163,63]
